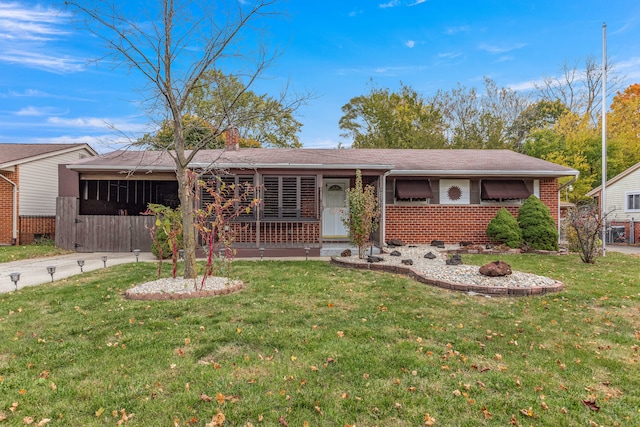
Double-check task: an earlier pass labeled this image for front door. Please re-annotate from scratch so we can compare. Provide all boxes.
[322,179,349,238]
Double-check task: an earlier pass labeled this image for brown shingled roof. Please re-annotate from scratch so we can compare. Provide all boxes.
[66,148,578,178]
[0,143,95,166]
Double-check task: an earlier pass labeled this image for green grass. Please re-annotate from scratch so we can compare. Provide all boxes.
[0,241,71,263]
[1,254,639,426]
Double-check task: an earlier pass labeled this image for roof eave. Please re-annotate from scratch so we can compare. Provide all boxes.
[191,163,395,170]
[389,169,579,178]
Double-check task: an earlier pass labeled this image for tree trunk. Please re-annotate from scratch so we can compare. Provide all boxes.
[176,165,198,279]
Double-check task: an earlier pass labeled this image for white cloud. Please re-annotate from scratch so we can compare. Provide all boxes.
[436,52,462,59]
[0,2,85,73]
[348,9,363,17]
[406,40,416,48]
[15,106,66,117]
[507,78,545,92]
[408,0,428,5]
[0,50,85,73]
[496,56,514,63]
[616,56,640,80]
[47,116,150,133]
[379,1,400,9]
[445,25,471,35]
[478,42,526,54]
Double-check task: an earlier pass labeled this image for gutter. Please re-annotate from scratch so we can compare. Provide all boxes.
[0,174,18,244]
[389,169,579,178]
[67,163,397,172]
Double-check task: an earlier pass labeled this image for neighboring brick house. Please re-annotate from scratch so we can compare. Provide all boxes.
[57,146,578,256]
[587,162,640,244]
[0,143,97,245]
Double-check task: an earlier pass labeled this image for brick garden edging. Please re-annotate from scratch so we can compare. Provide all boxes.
[330,257,564,297]
[123,282,245,300]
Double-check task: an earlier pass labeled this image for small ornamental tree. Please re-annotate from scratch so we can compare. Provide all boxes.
[144,204,183,279]
[342,170,381,258]
[194,171,260,290]
[486,208,522,248]
[518,195,559,251]
[566,202,605,263]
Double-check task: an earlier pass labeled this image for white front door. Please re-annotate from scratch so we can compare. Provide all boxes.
[322,179,349,238]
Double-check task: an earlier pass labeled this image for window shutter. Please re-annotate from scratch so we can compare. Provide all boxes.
[262,176,280,218]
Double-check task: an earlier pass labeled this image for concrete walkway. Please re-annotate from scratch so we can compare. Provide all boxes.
[0,251,156,294]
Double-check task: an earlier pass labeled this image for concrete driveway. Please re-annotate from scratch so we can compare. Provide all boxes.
[0,251,155,294]
[605,244,640,256]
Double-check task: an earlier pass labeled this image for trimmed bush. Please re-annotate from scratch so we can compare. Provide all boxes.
[486,208,522,248]
[518,195,558,251]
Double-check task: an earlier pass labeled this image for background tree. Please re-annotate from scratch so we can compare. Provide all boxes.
[339,82,447,148]
[184,70,303,148]
[511,100,569,152]
[138,115,263,149]
[608,83,640,165]
[534,56,622,125]
[67,0,305,278]
[432,77,529,149]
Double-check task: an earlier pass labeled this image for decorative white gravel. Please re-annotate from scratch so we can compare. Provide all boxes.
[342,245,559,288]
[127,275,241,295]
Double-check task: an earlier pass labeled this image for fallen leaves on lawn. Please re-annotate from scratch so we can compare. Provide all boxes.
[519,407,535,417]
[581,399,600,411]
[423,412,436,425]
[205,409,225,427]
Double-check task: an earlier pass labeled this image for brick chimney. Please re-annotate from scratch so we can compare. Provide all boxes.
[225,127,240,151]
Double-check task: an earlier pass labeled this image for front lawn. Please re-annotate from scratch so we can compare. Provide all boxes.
[0,241,71,263]
[0,254,638,426]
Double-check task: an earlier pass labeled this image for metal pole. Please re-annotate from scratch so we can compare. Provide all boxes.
[601,23,607,256]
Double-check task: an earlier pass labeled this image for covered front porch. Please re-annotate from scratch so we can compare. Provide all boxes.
[56,168,386,256]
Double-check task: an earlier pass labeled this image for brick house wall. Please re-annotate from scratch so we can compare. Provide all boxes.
[385,178,559,244]
[0,168,18,245]
[19,216,56,245]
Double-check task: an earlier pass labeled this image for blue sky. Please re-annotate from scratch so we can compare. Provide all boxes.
[1,0,639,152]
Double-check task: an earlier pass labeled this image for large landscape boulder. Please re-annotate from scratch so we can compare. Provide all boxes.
[479,260,512,277]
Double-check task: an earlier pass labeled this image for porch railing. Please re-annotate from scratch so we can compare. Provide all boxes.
[228,220,321,248]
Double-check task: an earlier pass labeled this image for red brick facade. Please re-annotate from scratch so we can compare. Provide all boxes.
[385,179,559,245]
[0,168,18,245]
[19,216,56,245]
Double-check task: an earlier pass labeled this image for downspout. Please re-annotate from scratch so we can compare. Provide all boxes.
[0,174,18,244]
[558,174,579,243]
[380,170,392,247]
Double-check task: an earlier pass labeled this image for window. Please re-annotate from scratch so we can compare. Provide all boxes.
[481,180,531,203]
[627,192,640,211]
[262,176,317,219]
[201,174,255,219]
[395,179,433,203]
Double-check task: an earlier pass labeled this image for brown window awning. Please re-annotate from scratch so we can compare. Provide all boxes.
[481,180,531,200]
[395,179,433,200]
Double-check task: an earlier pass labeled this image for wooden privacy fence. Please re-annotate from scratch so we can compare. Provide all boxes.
[56,197,154,252]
